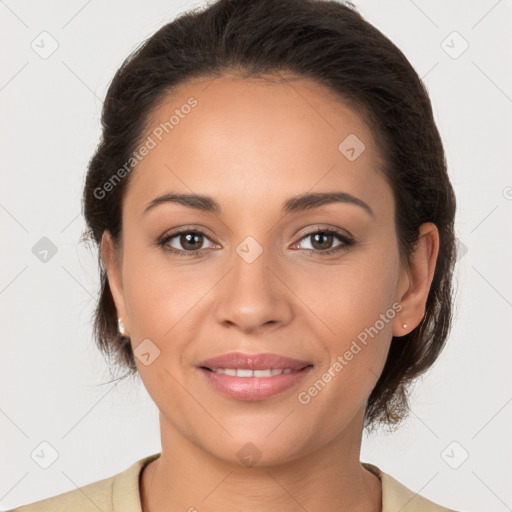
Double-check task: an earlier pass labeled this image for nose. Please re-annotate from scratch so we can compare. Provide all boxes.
[213,244,294,334]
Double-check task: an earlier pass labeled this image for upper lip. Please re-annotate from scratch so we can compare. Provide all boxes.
[198,352,312,371]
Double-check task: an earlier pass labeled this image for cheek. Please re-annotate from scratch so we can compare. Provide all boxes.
[296,243,399,397]
[120,237,208,338]
[299,243,399,342]
[293,264,397,434]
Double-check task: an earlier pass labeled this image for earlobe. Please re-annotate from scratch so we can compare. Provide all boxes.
[393,222,440,337]
[100,231,128,329]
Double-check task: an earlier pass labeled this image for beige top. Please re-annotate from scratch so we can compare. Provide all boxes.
[7,453,457,512]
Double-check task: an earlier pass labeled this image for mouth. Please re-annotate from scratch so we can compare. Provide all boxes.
[201,367,304,377]
[198,351,312,371]
[197,352,313,401]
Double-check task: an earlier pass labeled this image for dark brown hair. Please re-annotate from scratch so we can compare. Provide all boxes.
[81,0,457,429]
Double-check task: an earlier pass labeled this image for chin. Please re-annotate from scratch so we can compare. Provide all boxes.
[197,429,314,469]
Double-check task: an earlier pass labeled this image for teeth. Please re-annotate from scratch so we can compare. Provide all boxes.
[211,368,295,377]
[236,369,253,378]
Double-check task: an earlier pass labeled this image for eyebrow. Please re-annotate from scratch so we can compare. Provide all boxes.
[142,191,374,218]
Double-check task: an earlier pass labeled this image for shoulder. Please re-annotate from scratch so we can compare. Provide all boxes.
[5,453,161,512]
[6,474,116,512]
[362,462,460,512]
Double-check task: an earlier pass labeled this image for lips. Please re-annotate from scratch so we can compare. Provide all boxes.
[198,352,312,372]
[210,368,294,377]
[197,352,313,401]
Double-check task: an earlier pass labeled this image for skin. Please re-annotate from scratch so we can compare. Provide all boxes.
[101,73,439,511]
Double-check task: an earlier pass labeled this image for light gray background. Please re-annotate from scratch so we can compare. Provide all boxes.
[1,1,511,510]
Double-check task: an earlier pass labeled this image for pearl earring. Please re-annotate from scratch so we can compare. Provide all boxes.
[402,323,408,329]
[118,318,126,337]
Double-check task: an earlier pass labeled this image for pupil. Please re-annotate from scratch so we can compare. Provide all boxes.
[182,233,202,250]
[313,232,332,250]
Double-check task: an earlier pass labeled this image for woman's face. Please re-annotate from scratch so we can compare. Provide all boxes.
[103,74,426,465]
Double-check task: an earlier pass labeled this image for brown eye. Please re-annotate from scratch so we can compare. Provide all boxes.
[158,229,218,256]
[293,228,354,255]
[310,232,336,251]
[178,232,204,251]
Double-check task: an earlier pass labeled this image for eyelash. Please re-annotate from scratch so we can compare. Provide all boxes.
[156,227,355,257]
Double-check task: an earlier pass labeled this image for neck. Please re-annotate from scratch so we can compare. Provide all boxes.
[140,411,381,512]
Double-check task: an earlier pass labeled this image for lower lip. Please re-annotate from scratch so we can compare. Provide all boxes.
[198,367,313,401]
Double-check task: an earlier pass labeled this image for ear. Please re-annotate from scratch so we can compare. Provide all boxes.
[393,222,440,337]
[100,231,129,333]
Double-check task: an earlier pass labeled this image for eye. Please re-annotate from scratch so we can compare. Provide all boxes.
[292,228,354,255]
[157,226,354,257]
[157,229,218,256]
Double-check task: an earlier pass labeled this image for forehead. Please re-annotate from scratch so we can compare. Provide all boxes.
[124,74,391,219]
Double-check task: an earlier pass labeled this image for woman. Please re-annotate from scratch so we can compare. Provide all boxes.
[9,0,460,510]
